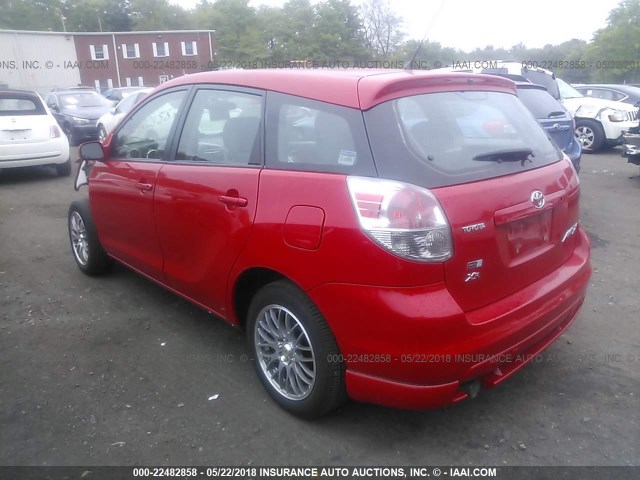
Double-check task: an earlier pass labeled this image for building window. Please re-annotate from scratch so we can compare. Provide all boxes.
[153,42,169,57]
[90,44,109,60]
[94,78,113,92]
[122,43,140,59]
[124,77,143,87]
[181,41,197,56]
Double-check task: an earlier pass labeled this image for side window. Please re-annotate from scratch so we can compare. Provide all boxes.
[111,90,186,160]
[265,92,376,176]
[609,90,625,101]
[176,89,262,165]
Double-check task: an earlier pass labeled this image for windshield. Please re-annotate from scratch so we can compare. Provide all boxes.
[364,91,561,188]
[557,79,583,99]
[59,92,111,109]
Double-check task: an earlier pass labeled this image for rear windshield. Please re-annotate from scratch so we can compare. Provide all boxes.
[517,88,568,119]
[0,94,46,116]
[364,91,561,189]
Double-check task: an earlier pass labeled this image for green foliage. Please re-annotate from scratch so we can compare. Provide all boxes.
[130,0,195,31]
[1,0,639,84]
[586,0,640,82]
[0,0,66,31]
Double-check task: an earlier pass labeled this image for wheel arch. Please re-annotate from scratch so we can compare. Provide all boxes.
[231,267,299,330]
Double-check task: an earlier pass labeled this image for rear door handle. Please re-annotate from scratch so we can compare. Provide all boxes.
[219,195,248,207]
[136,182,153,192]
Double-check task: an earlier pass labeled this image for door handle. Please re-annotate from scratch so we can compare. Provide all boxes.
[218,195,248,207]
[136,182,153,192]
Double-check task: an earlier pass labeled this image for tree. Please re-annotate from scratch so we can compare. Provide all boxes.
[194,0,262,62]
[0,0,65,31]
[130,0,195,31]
[586,0,640,82]
[311,0,369,63]
[360,0,403,58]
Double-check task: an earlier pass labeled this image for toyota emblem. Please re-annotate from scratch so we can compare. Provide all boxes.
[530,190,545,209]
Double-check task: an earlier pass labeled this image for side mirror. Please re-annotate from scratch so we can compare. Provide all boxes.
[79,141,105,161]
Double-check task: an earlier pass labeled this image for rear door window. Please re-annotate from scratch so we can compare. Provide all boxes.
[265,92,376,176]
[365,91,561,189]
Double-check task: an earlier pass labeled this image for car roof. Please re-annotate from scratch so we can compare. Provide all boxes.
[156,69,517,109]
[0,88,40,96]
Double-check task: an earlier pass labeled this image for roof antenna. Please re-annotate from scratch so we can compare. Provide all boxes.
[404,0,447,70]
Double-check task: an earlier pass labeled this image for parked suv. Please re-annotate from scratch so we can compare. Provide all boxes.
[573,84,640,107]
[68,69,591,417]
[557,79,638,152]
[515,82,581,171]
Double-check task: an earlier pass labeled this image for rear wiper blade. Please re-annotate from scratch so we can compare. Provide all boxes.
[547,111,566,118]
[472,148,534,164]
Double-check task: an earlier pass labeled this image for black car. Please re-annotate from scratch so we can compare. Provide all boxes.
[45,90,113,145]
[515,83,582,172]
[573,84,640,107]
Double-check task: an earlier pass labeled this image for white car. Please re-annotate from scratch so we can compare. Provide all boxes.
[0,89,71,176]
[557,79,639,152]
[97,88,152,142]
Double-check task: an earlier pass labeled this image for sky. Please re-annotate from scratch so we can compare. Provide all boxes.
[171,0,622,52]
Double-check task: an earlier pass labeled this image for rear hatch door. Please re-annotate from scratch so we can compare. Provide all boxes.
[0,92,50,144]
[364,86,581,311]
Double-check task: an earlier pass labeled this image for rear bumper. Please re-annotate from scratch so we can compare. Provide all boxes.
[0,139,69,168]
[309,227,591,410]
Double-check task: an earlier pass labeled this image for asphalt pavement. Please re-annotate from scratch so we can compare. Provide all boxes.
[0,150,638,467]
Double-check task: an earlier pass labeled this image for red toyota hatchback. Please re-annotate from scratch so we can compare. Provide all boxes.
[68,69,591,417]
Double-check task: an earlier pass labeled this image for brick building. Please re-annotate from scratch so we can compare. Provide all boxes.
[0,29,215,94]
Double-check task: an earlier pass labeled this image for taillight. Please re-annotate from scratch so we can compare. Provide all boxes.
[347,176,453,262]
[50,125,61,138]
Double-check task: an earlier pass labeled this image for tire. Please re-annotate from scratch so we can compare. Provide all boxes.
[575,119,605,153]
[56,158,72,177]
[68,199,112,276]
[98,124,107,143]
[247,281,346,418]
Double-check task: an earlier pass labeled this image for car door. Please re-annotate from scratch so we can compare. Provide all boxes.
[153,87,263,317]
[89,88,189,280]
